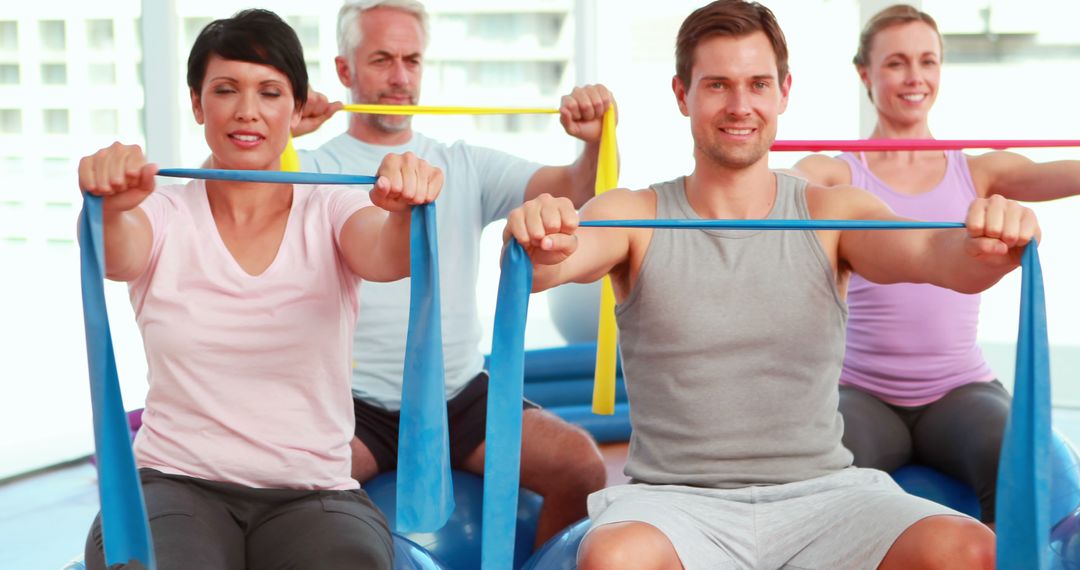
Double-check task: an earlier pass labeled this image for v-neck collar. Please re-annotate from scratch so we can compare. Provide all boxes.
[196,180,298,279]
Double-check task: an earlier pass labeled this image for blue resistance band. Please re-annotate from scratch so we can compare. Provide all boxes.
[488,219,1049,570]
[156,168,377,185]
[580,219,965,230]
[997,241,1051,568]
[79,195,155,569]
[481,241,532,569]
[78,168,453,566]
[397,203,454,532]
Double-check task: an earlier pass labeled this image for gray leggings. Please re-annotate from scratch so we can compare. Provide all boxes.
[85,469,394,570]
[839,380,1010,524]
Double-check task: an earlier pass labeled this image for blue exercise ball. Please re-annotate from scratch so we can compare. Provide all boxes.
[892,428,1080,523]
[393,534,450,569]
[521,518,589,570]
[365,470,544,570]
[1052,430,1080,525]
[891,465,981,518]
[1052,508,1080,570]
[547,282,601,344]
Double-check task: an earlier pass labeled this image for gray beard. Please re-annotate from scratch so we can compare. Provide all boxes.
[369,113,412,133]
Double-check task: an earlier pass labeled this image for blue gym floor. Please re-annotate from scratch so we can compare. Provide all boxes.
[4,408,1080,570]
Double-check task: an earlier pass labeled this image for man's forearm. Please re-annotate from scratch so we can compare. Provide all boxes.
[927,230,1018,295]
[567,140,602,206]
[527,140,604,208]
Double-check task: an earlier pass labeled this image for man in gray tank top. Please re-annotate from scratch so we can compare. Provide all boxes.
[504,2,1039,569]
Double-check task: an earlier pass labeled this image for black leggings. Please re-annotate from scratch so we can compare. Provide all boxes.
[839,380,1010,523]
[85,469,393,570]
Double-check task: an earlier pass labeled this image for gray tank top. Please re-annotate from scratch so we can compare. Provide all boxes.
[616,173,853,488]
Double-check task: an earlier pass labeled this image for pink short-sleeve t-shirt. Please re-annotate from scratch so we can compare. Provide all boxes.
[129,180,372,490]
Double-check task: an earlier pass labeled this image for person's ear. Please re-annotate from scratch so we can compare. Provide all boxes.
[190,88,205,125]
[857,65,873,102]
[335,56,352,89]
[778,72,792,114]
[672,75,690,117]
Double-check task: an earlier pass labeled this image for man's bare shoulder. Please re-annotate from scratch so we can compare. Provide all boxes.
[805,183,887,220]
[581,187,658,221]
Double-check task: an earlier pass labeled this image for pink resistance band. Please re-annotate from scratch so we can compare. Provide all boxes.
[771,140,1080,152]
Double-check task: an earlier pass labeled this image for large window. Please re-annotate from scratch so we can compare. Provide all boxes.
[0,21,17,51]
[0,0,579,481]
[42,109,69,134]
[0,63,19,84]
[0,109,21,134]
[86,19,115,50]
[38,20,65,51]
[1,3,145,481]
[88,62,117,85]
[40,63,66,85]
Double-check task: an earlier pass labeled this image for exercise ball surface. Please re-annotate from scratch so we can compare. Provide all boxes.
[365,470,543,569]
[522,518,589,570]
[548,282,601,344]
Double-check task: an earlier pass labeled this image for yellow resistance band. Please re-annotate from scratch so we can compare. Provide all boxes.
[281,104,560,172]
[282,103,620,415]
[344,104,559,116]
[592,106,619,415]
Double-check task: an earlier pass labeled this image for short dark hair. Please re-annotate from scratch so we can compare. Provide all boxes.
[187,9,308,109]
[675,0,789,88]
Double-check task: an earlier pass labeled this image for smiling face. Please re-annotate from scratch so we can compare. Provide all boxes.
[673,31,791,171]
[336,6,424,135]
[191,55,301,171]
[859,21,942,129]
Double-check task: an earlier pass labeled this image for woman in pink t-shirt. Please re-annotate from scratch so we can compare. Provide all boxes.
[78,9,441,570]
[795,5,1080,526]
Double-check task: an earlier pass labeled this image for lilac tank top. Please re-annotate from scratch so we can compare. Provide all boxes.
[838,150,995,406]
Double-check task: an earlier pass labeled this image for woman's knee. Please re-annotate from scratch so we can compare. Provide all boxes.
[838,388,912,471]
[314,528,394,569]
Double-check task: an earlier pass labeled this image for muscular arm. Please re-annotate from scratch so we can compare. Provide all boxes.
[970,151,1080,202]
[505,189,647,293]
[821,185,1037,294]
[523,141,602,208]
[523,85,618,208]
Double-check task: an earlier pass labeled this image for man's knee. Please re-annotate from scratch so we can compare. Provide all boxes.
[350,436,381,483]
[887,516,994,570]
[522,411,607,495]
[578,522,681,570]
[932,518,994,569]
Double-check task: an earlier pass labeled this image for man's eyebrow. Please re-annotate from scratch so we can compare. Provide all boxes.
[698,73,776,83]
[369,50,423,59]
